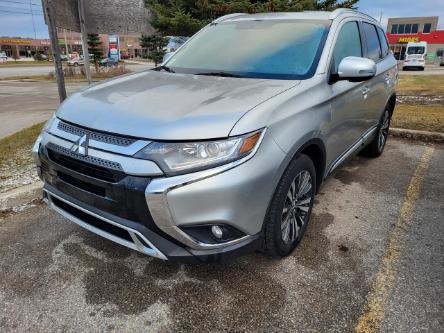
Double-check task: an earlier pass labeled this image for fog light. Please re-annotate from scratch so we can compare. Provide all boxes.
[211,225,224,239]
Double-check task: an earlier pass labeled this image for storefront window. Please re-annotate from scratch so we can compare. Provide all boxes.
[423,23,431,33]
[412,24,419,33]
[398,24,405,34]
[405,24,412,34]
[391,24,398,34]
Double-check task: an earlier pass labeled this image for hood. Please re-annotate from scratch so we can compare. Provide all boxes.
[57,70,299,140]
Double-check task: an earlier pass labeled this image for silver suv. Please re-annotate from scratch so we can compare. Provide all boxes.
[33,9,397,262]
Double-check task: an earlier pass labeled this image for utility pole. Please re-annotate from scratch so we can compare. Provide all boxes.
[63,29,69,55]
[42,0,67,102]
[29,0,37,40]
[78,0,92,84]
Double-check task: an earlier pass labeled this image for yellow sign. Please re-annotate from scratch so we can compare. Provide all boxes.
[0,38,32,45]
[398,37,420,43]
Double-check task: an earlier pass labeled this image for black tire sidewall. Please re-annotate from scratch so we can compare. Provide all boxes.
[377,108,391,155]
[265,154,316,257]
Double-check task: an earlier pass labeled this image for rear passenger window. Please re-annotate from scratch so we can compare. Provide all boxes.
[332,21,362,72]
[377,27,389,57]
[363,23,382,61]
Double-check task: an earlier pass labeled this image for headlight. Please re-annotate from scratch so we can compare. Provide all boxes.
[135,129,265,175]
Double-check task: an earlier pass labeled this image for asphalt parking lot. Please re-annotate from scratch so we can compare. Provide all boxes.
[0,138,442,332]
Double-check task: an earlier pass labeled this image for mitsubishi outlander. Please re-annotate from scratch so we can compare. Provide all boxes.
[33,9,397,262]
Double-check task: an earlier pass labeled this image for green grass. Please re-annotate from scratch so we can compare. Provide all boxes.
[0,61,51,67]
[392,105,444,133]
[0,122,44,169]
[397,75,444,95]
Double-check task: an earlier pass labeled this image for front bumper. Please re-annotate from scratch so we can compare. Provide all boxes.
[33,120,285,262]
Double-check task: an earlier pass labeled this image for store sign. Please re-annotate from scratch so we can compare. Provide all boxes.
[398,37,420,43]
[108,35,120,61]
[0,38,32,45]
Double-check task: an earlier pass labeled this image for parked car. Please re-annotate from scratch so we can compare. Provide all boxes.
[0,51,7,64]
[33,9,397,263]
[99,57,119,67]
[67,56,84,66]
[60,54,68,61]
[403,41,427,71]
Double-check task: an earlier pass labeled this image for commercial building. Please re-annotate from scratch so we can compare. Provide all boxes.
[0,37,51,58]
[386,16,444,62]
[0,31,144,60]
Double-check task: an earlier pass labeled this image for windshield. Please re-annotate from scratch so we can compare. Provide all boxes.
[165,19,330,80]
[407,46,425,55]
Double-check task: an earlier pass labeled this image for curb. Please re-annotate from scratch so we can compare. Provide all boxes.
[0,181,43,213]
[390,128,444,144]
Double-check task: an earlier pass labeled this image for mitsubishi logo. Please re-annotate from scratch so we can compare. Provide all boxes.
[71,134,89,156]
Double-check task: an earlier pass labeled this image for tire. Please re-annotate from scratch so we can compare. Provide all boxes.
[361,107,391,158]
[264,154,316,258]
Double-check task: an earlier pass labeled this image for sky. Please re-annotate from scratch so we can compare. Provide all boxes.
[0,0,443,39]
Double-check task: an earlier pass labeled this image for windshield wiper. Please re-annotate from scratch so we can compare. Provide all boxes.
[154,65,175,73]
[195,71,242,78]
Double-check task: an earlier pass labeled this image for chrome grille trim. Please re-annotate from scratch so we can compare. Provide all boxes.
[46,142,124,172]
[58,121,136,147]
[41,132,164,176]
[44,189,167,260]
[49,118,151,156]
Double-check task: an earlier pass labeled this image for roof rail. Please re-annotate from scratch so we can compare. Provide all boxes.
[329,8,378,22]
[212,13,247,23]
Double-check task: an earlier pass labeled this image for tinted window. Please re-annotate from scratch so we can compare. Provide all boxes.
[363,23,382,61]
[332,21,362,72]
[377,28,389,57]
[166,20,330,79]
[398,24,405,34]
[391,24,398,34]
[412,24,419,33]
[405,24,412,34]
[423,23,431,33]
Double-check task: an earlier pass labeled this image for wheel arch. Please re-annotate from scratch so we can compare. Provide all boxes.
[296,138,326,193]
[274,136,327,194]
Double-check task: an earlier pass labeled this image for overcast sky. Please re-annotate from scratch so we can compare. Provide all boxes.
[0,0,443,39]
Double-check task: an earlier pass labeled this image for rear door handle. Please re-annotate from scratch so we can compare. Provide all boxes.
[362,86,370,95]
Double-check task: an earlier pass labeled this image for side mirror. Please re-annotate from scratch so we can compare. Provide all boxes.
[162,52,174,64]
[336,56,376,82]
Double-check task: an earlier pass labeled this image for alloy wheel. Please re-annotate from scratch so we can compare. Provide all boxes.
[281,170,313,244]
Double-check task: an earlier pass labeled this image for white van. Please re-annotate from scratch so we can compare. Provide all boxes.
[403,42,427,70]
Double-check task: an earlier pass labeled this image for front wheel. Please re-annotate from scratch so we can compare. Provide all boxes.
[264,154,316,258]
[361,108,391,158]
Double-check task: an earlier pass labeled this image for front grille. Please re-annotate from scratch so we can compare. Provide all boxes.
[58,121,136,147]
[47,147,125,183]
[58,172,106,197]
[46,142,123,171]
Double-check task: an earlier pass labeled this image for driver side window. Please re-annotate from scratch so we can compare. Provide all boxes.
[332,21,363,73]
